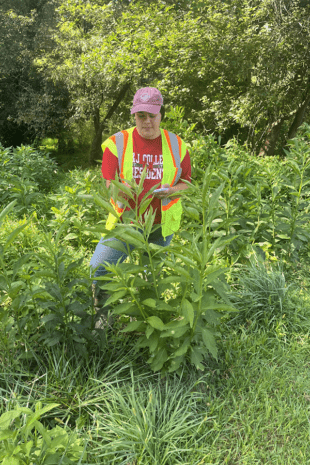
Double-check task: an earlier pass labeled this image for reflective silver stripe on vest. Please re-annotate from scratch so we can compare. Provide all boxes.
[115,131,124,170]
[162,131,182,208]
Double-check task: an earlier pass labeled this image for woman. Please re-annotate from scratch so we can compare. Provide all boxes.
[90,87,191,322]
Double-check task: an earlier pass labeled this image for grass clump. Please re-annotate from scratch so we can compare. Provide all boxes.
[228,259,309,332]
[88,372,209,465]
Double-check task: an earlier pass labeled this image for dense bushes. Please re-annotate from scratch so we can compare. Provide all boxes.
[1,125,310,367]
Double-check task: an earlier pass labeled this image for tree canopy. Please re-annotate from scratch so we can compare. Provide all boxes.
[1,0,310,157]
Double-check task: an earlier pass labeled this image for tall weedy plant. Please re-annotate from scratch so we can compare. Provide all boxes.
[90,167,236,373]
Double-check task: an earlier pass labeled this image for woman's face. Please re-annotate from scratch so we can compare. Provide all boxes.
[134,111,161,139]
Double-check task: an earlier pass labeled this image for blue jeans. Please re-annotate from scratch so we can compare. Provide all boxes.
[90,227,173,281]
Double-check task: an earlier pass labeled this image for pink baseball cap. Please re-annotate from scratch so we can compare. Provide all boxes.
[131,87,163,115]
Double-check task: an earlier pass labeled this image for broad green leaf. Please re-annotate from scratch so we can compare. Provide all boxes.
[286,160,301,175]
[100,282,127,292]
[120,231,144,248]
[160,325,188,338]
[0,275,8,291]
[204,267,225,286]
[147,316,165,330]
[32,420,51,447]
[164,261,192,278]
[211,280,231,305]
[12,254,31,279]
[173,336,191,357]
[149,347,168,372]
[101,239,128,253]
[203,309,221,325]
[190,292,201,302]
[168,354,186,373]
[133,276,151,287]
[0,408,31,429]
[139,196,153,217]
[146,324,155,339]
[49,430,69,449]
[149,331,159,352]
[112,302,136,315]
[157,302,175,312]
[143,298,157,308]
[121,320,146,332]
[172,252,197,268]
[201,328,218,360]
[118,263,145,274]
[92,193,119,218]
[105,290,128,306]
[64,233,78,240]
[184,206,200,221]
[143,207,157,237]
[47,336,62,346]
[164,318,187,329]
[0,429,14,440]
[41,314,62,324]
[140,182,160,205]
[190,346,205,371]
[181,299,194,327]
[110,180,135,200]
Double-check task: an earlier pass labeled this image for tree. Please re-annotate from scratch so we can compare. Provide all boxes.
[0,0,69,146]
[35,0,188,163]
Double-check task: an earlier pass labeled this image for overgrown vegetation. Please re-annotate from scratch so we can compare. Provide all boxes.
[1,121,310,463]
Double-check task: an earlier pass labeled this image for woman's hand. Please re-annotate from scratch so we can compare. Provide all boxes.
[153,183,172,199]
[153,182,189,199]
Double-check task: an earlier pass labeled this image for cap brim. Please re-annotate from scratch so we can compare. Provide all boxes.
[131,104,161,115]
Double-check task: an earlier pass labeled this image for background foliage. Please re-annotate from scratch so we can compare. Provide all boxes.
[1,0,310,160]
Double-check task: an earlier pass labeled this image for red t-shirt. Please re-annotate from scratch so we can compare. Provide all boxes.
[101,127,191,223]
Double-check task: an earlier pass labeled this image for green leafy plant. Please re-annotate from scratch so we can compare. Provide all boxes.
[0,202,99,360]
[90,167,236,373]
[32,225,97,354]
[0,144,58,193]
[0,402,86,464]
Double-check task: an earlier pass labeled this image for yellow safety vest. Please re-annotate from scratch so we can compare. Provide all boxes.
[102,127,187,238]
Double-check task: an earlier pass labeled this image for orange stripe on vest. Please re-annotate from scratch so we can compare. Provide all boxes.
[162,197,180,211]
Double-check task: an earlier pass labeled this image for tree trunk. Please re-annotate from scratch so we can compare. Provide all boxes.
[258,118,286,156]
[88,82,132,165]
[89,107,104,165]
[286,93,310,142]
[264,118,285,156]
